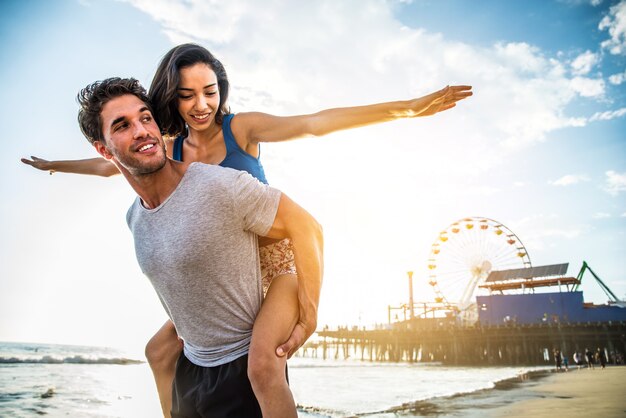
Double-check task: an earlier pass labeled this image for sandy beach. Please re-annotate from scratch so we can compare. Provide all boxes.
[485,366,626,418]
[391,366,626,418]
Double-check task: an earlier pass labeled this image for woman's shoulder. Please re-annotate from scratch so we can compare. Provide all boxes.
[224,112,254,149]
[229,111,265,123]
[228,111,277,135]
[227,111,272,134]
[229,111,270,127]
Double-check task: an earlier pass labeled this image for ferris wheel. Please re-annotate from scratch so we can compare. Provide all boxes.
[427,217,531,319]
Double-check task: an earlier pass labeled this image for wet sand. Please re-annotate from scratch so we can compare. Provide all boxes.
[378,366,625,417]
[485,365,626,418]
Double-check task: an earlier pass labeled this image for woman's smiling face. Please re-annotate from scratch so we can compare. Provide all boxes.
[177,63,221,132]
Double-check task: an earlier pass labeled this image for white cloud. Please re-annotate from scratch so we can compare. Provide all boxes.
[608,69,626,84]
[599,0,626,55]
[592,212,611,219]
[571,50,599,75]
[493,42,547,73]
[125,0,279,44]
[621,212,626,217]
[589,107,626,121]
[604,170,626,196]
[511,214,588,252]
[539,228,583,239]
[558,0,603,6]
[569,107,626,127]
[460,185,501,196]
[570,76,606,97]
[514,181,526,187]
[550,174,590,186]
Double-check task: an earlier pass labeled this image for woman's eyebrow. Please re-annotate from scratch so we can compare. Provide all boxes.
[177,83,217,91]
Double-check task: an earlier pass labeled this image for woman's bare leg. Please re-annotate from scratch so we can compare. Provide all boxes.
[248,273,299,418]
[145,320,183,418]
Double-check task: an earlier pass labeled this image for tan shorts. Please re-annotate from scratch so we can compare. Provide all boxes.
[259,238,297,294]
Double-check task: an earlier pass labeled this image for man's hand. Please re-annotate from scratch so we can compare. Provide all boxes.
[276,319,316,359]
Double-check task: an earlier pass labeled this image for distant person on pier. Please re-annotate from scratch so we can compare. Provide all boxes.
[585,348,595,369]
[596,348,606,369]
[573,351,582,370]
[553,348,562,371]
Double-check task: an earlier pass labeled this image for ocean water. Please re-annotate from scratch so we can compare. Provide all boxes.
[0,342,161,418]
[0,341,547,417]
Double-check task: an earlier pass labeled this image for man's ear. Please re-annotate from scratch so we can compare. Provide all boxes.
[94,141,113,160]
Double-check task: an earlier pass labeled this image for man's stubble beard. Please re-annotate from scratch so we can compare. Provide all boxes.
[113,142,168,177]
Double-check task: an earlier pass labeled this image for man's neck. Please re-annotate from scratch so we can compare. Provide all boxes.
[122,159,189,209]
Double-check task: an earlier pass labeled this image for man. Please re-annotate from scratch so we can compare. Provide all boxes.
[77,77,323,417]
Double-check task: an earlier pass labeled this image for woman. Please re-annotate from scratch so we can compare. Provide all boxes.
[22,43,472,417]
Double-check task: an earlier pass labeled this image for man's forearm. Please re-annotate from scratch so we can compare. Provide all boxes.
[266,193,324,356]
[289,219,324,334]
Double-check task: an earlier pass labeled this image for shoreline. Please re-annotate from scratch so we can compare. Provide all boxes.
[484,365,626,418]
[375,365,626,418]
[364,368,551,416]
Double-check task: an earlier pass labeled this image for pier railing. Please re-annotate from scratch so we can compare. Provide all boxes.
[303,321,626,366]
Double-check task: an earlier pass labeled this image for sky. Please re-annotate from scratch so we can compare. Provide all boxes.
[0,0,625,352]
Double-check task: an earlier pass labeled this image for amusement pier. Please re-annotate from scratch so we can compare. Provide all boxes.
[303,217,626,366]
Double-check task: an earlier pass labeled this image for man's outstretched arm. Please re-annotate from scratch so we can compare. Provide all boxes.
[263,193,324,357]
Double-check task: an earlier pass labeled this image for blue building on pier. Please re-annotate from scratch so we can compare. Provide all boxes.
[476,263,626,326]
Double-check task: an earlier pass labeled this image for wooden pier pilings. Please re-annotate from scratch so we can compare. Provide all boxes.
[305,321,626,366]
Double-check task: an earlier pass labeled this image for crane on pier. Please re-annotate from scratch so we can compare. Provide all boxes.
[574,261,626,308]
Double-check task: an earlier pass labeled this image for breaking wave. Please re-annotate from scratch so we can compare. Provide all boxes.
[0,355,143,365]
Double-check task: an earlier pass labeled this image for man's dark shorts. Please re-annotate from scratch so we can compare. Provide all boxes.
[171,353,262,418]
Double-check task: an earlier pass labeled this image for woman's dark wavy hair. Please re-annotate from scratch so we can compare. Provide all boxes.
[149,43,230,137]
[77,77,151,144]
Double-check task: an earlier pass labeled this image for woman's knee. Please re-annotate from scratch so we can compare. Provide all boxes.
[247,346,285,390]
[145,321,182,369]
[145,335,163,365]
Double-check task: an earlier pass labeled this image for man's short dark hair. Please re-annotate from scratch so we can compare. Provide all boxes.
[77,77,152,144]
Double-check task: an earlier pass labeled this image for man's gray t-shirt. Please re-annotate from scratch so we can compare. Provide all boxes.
[126,162,281,367]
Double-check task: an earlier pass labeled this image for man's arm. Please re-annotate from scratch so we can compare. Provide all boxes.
[262,193,324,357]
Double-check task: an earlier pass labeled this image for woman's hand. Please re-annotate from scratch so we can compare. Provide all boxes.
[21,156,55,174]
[407,85,473,117]
[20,156,120,177]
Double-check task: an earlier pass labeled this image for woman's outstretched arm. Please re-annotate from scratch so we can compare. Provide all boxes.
[21,156,120,177]
[236,85,472,144]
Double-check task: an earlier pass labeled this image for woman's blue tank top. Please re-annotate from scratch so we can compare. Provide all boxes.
[172,114,268,184]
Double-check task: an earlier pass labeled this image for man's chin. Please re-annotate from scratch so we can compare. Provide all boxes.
[122,157,167,176]
[134,161,167,176]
